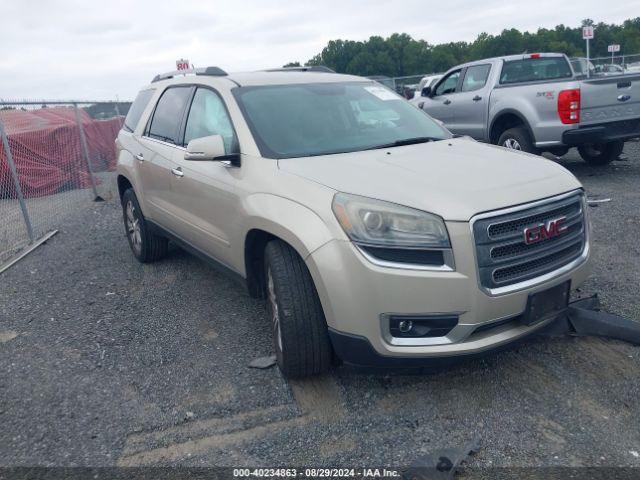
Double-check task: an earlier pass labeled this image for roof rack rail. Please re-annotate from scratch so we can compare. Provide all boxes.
[263,66,336,73]
[151,66,228,83]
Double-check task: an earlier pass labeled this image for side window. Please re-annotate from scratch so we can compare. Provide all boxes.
[434,71,461,96]
[461,65,491,92]
[184,88,237,153]
[147,86,192,144]
[123,89,154,132]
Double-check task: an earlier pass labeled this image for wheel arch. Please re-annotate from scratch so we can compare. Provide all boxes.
[241,194,336,298]
[489,109,535,145]
[117,174,133,202]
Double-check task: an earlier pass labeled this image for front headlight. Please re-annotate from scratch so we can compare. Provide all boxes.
[331,193,450,248]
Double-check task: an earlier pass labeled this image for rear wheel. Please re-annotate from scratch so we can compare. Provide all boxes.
[264,240,332,378]
[121,189,168,263]
[547,147,569,158]
[498,127,539,155]
[578,141,624,166]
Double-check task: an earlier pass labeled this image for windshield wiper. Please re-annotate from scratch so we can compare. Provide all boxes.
[364,136,441,150]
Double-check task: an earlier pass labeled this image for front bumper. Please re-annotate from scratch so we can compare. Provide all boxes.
[305,221,591,365]
[562,118,640,146]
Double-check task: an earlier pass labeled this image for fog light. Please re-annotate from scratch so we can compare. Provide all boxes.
[398,320,413,333]
[388,315,458,338]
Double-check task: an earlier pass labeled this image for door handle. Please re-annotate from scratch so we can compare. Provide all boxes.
[473,95,482,102]
[443,99,452,105]
[135,153,144,161]
[171,167,184,177]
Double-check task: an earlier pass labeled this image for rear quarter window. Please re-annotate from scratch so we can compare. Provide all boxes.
[499,57,572,85]
[123,89,154,132]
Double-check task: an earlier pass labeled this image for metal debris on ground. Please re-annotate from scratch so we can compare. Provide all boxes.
[541,294,640,345]
[403,439,480,480]
[587,196,612,206]
[248,355,277,369]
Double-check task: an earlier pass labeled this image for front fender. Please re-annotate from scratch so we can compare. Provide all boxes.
[242,193,337,259]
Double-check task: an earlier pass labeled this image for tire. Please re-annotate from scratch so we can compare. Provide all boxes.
[497,127,539,155]
[578,141,624,166]
[121,188,168,263]
[547,147,569,158]
[264,239,332,378]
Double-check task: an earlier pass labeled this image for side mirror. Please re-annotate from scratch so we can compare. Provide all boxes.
[184,135,227,161]
[421,86,432,97]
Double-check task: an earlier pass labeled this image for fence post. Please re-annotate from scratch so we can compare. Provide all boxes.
[0,120,35,243]
[73,103,103,201]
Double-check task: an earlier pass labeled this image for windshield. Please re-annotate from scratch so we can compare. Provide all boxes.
[233,82,450,159]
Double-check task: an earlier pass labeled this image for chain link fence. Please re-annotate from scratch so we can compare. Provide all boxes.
[0,100,130,266]
[570,53,640,77]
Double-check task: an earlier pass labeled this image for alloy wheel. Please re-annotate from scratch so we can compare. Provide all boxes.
[503,138,522,150]
[267,268,283,352]
[125,200,142,254]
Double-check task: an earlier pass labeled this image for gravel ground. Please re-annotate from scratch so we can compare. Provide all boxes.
[0,171,116,263]
[0,145,639,470]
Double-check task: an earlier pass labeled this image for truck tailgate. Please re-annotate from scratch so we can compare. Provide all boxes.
[580,74,640,126]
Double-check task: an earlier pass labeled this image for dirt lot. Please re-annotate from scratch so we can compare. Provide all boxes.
[1,145,639,470]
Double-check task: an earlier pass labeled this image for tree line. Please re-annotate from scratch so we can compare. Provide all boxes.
[284,18,640,77]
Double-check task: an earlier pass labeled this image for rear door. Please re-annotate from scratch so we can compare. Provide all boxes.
[579,74,640,126]
[420,69,462,125]
[138,85,193,230]
[448,64,491,138]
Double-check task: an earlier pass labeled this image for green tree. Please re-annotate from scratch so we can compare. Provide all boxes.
[303,17,640,76]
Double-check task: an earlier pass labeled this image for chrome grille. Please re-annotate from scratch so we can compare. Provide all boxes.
[472,192,587,290]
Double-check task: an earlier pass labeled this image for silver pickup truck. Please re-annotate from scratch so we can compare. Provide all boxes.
[418,53,640,165]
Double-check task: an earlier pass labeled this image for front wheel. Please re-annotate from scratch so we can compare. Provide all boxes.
[578,141,624,166]
[121,189,168,263]
[497,127,539,155]
[264,240,332,378]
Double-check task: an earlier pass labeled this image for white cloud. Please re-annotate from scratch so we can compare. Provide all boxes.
[0,0,637,100]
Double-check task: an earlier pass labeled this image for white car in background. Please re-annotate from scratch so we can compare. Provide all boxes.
[411,74,442,102]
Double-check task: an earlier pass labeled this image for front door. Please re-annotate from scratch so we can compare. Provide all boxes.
[420,69,461,126]
[169,86,242,267]
[447,64,491,139]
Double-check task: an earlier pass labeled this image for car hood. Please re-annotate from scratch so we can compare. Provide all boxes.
[277,138,582,221]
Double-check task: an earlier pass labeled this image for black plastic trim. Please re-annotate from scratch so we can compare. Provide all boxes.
[388,314,458,338]
[146,220,247,291]
[328,323,556,369]
[562,119,640,145]
[360,246,445,266]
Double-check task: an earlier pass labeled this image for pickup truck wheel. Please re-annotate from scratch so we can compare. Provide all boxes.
[578,141,624,166]
[264,240,332,378]
[498,127,539,155]
[121,189,168,263]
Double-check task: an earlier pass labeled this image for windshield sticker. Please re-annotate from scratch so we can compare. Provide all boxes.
[365,86,399,101]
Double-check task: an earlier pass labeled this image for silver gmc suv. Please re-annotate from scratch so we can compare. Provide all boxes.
[116,66,591,378]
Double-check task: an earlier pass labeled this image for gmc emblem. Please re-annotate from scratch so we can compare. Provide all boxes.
[523,217,568,245]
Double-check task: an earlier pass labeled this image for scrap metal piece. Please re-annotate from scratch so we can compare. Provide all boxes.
[587,197,611,205]
[248,355,277,369]
[403,439,480,480]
